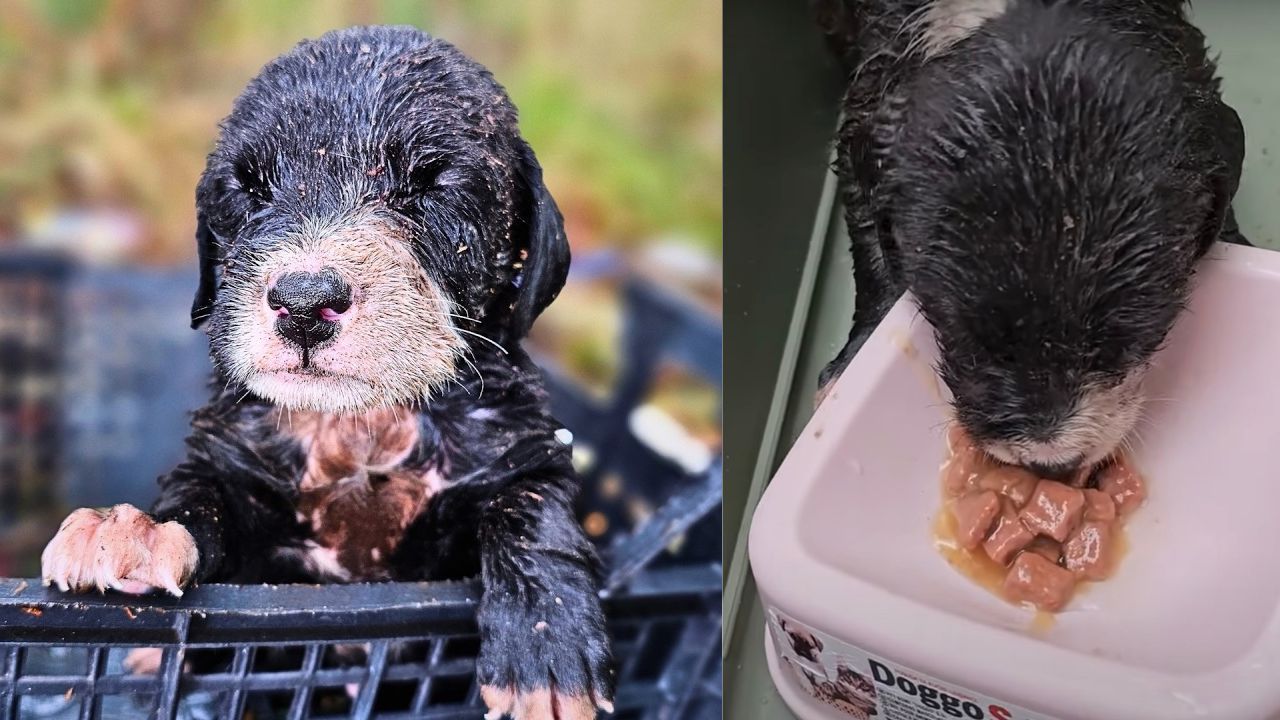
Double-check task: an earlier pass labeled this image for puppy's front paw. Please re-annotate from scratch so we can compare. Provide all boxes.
[41,504,198,596]
[477,591,614,720]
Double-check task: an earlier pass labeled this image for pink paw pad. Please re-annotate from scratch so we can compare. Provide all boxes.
[41,504,198,597]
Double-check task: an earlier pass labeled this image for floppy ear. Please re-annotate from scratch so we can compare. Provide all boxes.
[1196,170,1233,253]
[507,140,571,338]
[190,211,220,329]
[1196,101,1246,253]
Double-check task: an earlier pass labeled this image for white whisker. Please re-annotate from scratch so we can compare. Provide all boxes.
[453,327,508,355]
[459,350,485,399]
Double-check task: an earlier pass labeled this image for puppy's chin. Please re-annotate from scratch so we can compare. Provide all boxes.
[236,327,459,414]
[976,369,1147,469]
[247,369,388,414]
[233,340,459,414]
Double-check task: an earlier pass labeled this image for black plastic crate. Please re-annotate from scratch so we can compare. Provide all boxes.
[0,253,722,719]
[0,253,70,533]
[0,255,209,579]
[57,267,210,513]
[540,280,723,588]
[0,566,719,720]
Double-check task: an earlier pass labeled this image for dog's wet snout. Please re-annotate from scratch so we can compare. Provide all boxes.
[268,268,351,349]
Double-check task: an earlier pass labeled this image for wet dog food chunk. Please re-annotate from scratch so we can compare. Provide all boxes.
[977,466,1039,508]
[1065,464,1095,488]
[943,442,994,497]
[1003,551,1076,611]
[946,425,978,455]
[1082,488,1116,521]
[1019,480,1085,542]
[1063,520,1116,581]
[1097,458,1146,517]
[982,503,1036,565]
[1023,537,1062,564]
[937,425,1145,616]
[943,453,980,496]
[942,426,1005,496]
[951,490,1000,549]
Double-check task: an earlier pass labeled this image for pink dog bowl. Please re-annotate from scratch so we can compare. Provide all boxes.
[750,242,1280,719]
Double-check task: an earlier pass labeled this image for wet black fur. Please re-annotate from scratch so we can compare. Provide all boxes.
[156,26,610,701]
[815,0,1247,444]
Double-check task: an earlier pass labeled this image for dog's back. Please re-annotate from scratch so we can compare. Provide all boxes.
[821,0,1241,292]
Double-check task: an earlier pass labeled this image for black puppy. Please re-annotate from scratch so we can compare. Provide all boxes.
[815,0,1247,474]
[40,26,612,720]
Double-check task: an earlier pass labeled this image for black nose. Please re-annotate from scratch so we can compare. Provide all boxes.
[1026,459,1082,481]
[267,268,351,350]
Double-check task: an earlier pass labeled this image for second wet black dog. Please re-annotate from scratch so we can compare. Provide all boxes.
[816,0,1247,474]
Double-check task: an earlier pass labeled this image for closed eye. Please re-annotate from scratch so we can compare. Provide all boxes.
[385,155,457,215]
[408,156,450,191]
[383,140,451,197]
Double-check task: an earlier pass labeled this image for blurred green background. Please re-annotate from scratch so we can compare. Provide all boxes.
[0,0,721,257]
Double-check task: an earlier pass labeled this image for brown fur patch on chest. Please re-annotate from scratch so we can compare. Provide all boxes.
[284,407,440,580]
